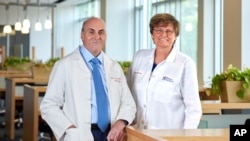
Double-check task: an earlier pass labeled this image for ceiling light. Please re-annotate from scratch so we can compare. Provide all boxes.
[3,25,12,34]
[44,18,52,29]
[35,21,43,31]
[15,0,22,31]
[21,26,29,34]
[3,5,12,34]
[23,18,30,29]
[15,20,22,31]
[44,1,52,29]
[23,5,30,29]
[35,0,42,31]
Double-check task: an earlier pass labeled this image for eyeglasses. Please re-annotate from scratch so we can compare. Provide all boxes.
[154,29,174,35]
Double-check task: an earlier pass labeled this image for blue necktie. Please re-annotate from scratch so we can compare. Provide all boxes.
[90,58,109,132]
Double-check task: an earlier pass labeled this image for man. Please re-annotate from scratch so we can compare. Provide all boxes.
[40,17,136,141]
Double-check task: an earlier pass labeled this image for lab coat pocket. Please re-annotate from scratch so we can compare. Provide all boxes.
[64,128,80,141]
[153,81,176,103]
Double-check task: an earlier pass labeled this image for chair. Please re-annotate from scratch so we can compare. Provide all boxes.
[38,116,54,141]
[0,76,24,129]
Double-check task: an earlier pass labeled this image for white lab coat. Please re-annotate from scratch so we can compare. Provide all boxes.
[127,47,202,129]
[40,47,136,141]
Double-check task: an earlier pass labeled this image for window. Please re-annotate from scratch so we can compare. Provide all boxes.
[76,0,100,27]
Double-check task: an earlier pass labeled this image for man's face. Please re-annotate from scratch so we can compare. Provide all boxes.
[81,18,106,57]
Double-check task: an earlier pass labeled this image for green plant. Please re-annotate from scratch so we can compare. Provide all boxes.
[3,56,32,70]
[33,57,60,68]
[118,61,131,74]
[45,57,60,67]
[208,64,250,99]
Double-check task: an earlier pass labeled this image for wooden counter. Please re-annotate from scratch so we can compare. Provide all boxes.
[0,71,32,89]
[0,70,32,97]
[202,102,250,109]
[126,126,229,141]
[23,85,47,141]
[202,101,250,114]
[5,77,48,140]
[0,70,32,78]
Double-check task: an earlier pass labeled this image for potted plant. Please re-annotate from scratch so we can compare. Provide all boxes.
[32,57,60,80]
[207,64,250,102]
[118,61,131,74]
[199,87,219,101]
[3,56,33,72]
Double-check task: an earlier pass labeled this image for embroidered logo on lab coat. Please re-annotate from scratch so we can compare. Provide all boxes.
[162,76,174,82]
[111,77,122,82]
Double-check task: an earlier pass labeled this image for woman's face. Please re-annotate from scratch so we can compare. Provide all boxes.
[151,23,177,49]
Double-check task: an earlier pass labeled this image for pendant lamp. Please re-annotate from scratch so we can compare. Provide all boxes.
[3,5,12,34]
[44,0,52,29]
[22,6,30,29]
[15,0,22,31]
[35,0,42,31]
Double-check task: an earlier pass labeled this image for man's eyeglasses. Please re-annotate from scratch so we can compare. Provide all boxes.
[154,29,174,35]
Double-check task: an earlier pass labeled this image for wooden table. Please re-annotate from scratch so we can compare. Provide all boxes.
[5,77,47,140]
[23,84,47,141]
[126,126,229,141]
[0,70,32,98]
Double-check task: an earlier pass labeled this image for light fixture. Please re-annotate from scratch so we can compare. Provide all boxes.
[23,18,30,29]
[15,20,22,31]
[22,6,30,29]
[44,17,52,29]
[35,0,42,31]
[35,20,43,31]
[44,0,52,29]
[15,0,22,31]
[3,25,12,34]
[3,5,12,34]
[21,26,29,34]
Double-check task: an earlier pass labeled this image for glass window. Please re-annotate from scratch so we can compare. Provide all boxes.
[76,0,100,23]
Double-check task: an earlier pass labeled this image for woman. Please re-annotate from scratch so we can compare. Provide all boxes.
[127,13,202,129]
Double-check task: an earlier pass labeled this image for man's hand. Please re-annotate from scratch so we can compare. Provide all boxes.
[107,119,128,141]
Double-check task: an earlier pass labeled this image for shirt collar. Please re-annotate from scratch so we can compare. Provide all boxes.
[166,47,177,62]
[80,45,104,64]
[151,47,177,63]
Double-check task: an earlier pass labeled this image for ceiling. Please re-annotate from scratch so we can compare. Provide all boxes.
[0,0,68,7]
